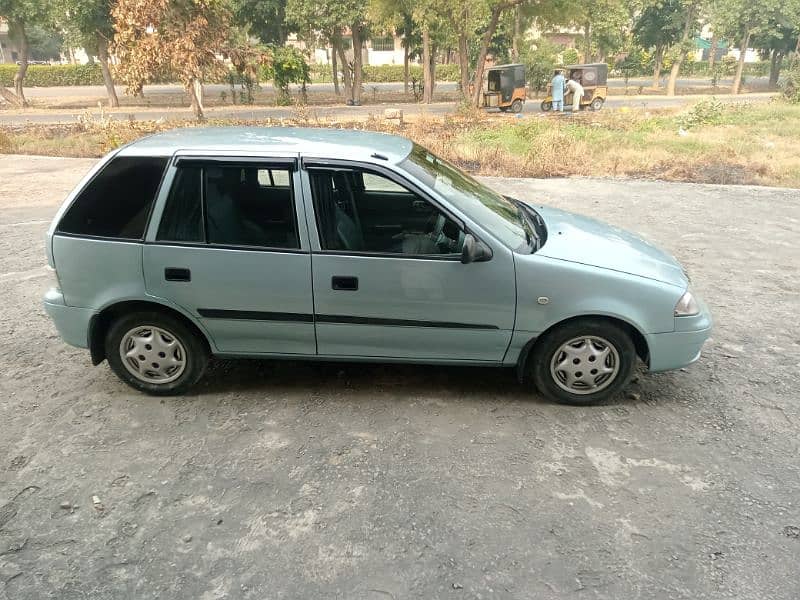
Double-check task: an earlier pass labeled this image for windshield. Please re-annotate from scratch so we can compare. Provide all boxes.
[399,144,531,251]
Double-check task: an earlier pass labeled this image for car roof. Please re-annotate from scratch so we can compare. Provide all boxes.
[117,126,415,163]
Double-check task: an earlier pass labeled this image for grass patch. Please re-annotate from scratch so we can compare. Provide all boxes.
[2,100,799,187]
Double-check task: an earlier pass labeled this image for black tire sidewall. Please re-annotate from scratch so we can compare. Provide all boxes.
[530,319,636,406]
[540,101,552,111]
[511,100,524,113]
[105,311,208,396]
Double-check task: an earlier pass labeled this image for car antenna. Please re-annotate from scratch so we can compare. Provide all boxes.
[371,152,388,160]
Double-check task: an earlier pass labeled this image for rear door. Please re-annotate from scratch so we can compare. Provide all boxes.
[143,155,316,356]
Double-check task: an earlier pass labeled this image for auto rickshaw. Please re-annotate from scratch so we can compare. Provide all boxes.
[541,63,608,112]
[482,63,527,113]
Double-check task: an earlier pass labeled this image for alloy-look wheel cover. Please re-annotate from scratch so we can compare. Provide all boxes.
[119,325,187,385]
[550,335,620,395]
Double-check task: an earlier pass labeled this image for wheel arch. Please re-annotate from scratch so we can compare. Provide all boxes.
[88,299,212,365]
[515,314,650,382]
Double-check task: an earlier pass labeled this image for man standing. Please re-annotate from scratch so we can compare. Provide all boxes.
[550,70,565,112]
[566,77,584,113]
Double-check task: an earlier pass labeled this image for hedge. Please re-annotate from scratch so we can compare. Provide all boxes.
[312,63,462,83]
[0,64,105,87]
[0,60,773,89]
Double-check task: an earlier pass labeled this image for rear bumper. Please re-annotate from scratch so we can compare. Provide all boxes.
[43,288,95,349]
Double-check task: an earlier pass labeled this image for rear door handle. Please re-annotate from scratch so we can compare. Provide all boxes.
[165,267,191,282]
[331,276,358,291]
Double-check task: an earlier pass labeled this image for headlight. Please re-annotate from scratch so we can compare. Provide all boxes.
[674,290,699,316]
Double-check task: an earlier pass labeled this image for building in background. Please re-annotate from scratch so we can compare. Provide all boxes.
[288,31,409,66]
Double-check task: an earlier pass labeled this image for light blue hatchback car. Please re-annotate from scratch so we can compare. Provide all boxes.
[43,127,711,405]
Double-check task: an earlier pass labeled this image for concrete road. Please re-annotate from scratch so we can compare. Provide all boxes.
[0,91,777,125]
[0,156,798,599]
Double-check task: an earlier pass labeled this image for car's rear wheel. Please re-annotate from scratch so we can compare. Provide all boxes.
[530,319,635,405]
[106,311,208,395]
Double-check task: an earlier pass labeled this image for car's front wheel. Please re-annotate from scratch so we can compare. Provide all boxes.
[105,311,208,395]
[530,319,635,405]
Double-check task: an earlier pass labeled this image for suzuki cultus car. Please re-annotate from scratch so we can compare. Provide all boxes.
[43,127,712,405]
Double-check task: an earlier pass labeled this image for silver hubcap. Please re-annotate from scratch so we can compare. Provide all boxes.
[119,325,187,385]
[550,335,620,395]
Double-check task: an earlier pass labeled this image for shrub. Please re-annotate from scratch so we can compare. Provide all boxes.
[677,98,725,129]
[779,67,800,103]
[262,46,311,104]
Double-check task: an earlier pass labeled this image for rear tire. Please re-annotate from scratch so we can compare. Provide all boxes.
[510,99,524,113]
[540,100,552,111]
[590,97,604,111]
[105,311,208,396]
[530,319,636,406]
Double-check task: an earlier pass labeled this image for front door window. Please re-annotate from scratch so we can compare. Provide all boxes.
[307,167,465,256]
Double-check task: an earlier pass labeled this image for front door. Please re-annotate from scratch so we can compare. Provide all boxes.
[302,162,516,362]
[143,157,316,355]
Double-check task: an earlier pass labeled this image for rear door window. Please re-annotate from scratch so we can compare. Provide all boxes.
[58,156,168,239]
[156,163,299,249]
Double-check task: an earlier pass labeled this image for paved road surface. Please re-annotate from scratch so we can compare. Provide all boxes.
[0,156,798,599]
[16,76,770,99]
[0,91,776,125]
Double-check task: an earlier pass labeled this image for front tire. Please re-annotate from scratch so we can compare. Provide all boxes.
[540,100,552,111]
[530,319,636,405]
[105,311,209,395]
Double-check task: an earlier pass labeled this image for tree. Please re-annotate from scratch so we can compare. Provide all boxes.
[0,0,50,106]
[58,0,119,107]
[750,2,800,87]
[664,0,701,96]
[112,0,233,119]
[230,0,289,44]
[287,0,365,104]
[633,0,685,88]
[470,0,524,107]
[718,0,789,94]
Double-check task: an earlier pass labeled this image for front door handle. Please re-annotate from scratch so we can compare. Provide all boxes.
[165,267,191,282]
[331,276,358,291]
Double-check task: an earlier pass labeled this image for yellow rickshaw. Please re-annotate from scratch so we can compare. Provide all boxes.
[540,62,608,112]
[482,63,527,113]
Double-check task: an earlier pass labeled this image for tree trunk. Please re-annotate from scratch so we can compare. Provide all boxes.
[708,31,718,71]
[422,27,433,103]
[731,29,750,94]
[336,40,352,102]
[769,49,783,88]
[471,3,508,107]
[96,36,119,108]
[188,77,204,120]
[458,29,470,100]
[403,39,409,94]
[11,21,29,107]
[331,41,340,95]
[583,22,592,62]
[351,23,363,104]
[666,4,696,96]
[652,45,664,88]
[512,6,521,61]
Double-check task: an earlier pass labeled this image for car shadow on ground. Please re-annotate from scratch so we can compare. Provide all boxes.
[182,357,674,407]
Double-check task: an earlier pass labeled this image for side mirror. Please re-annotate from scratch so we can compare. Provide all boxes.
[460,233,492,264]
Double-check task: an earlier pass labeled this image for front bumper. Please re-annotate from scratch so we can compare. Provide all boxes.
[646,298,713,372]
[43,288,95,349]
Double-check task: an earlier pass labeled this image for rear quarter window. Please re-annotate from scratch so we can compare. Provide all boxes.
[58,156,168,239]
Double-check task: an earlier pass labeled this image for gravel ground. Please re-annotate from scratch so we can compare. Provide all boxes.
[0,155,798,599]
